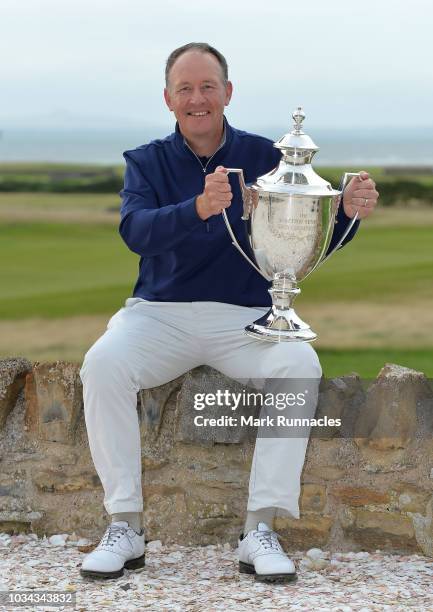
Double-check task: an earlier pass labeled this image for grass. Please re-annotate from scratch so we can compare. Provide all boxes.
[1,214,431,315]
[0,162,123,174]
[0,191,121,212]
[0,222,136,314]
[305,224,433,304]
[0,192,432,376]
[317,348,433,378]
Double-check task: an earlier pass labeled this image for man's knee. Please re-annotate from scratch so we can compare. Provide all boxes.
[301,344,322,379]
[271,342,322,380]
[79,344,134,390]
[80,347,106,386]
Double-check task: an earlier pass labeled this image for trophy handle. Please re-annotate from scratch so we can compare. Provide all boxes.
[302,172,361,280]
[222,168,271,281]
[225,168,252,220]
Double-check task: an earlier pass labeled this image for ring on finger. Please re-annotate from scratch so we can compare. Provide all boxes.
[364,198,368,207]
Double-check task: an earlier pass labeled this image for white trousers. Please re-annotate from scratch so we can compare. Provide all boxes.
[79,298,322,520]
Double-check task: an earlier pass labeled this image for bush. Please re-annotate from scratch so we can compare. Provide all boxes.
[1,165,432,206]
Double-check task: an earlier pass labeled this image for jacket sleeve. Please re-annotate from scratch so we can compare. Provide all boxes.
[119,152,204,257]
[326,198,360,254]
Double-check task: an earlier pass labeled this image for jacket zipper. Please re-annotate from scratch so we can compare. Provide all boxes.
[184,139,225,233]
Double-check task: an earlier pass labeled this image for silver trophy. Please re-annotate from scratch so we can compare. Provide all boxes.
[222,107,360,342]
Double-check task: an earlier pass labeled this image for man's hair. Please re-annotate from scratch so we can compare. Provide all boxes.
[165,42,228,87]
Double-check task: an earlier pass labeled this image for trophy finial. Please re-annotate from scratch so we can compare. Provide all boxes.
[292,107,305,135]
[275,104,318,154]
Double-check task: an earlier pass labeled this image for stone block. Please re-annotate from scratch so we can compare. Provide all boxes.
[142,455,169,471]
[331,486,390,507]
[410,498,433,556]
[33,470,101,493]
[355,364,433,451]
[304,466,345,481]
[275,513,333,550]
[194,517,236,537]
[143,483,184,497]
[24,361,83,444]
[316,374,365,438]
[300,484,327,512]
[0,510,43,534]
[391,484,432,514]
[175,366,259,445]
[144,485,188,535]
[360,448,408,473]
[185,496,233,520]
[303,438,360,477]
[0,358,32,430]
[342,508,419,551]
[139,377,183,437]
[0,475,26,498]
[188,481,248,507]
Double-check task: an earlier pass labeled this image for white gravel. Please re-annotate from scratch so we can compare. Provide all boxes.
[1,531,433,611]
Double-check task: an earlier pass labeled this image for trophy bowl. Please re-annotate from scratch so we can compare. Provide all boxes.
[222,107,359,343]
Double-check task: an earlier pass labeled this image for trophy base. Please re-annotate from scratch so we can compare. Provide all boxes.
[245,306,317,343]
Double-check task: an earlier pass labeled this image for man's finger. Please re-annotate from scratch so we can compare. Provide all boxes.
[353,179,375,190]
[207,185,232,198]
[352,188,379,199]
[351,198,379,214]
[215,165,227,174]
[348,178,375,192]
[212,192,233,202]
[207,188,232,200]
[206,173,230,183]
[212,183,232,192]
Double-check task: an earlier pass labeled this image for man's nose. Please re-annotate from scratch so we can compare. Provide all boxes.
[189,87,206,104]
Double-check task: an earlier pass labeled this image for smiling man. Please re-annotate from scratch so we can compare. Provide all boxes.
[79,43,378,583]
[163,49,233,157]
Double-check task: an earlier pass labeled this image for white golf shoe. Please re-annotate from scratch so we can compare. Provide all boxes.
[238,522,297,583]
[80,521,145,579]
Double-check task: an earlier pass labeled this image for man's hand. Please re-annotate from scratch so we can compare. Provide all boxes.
[196,166,232,220]
[343,171,379,219]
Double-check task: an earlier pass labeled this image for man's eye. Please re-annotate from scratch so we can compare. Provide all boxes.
[179,87,190,92]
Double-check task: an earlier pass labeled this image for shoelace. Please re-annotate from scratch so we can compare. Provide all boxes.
[255,530,282,552]
[100,524,129,548]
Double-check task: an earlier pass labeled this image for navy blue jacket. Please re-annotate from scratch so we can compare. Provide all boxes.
[119,117,359,307]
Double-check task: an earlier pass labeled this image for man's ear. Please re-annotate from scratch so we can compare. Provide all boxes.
[225,81,233,106]
[164,88,173,111]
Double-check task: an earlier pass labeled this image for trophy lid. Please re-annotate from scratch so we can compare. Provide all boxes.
[254,107,341,197]
[273,107,319,153]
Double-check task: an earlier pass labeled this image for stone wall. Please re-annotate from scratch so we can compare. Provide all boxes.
[1,358,433,556]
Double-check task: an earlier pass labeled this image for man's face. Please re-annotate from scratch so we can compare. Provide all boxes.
[164,51,232,142]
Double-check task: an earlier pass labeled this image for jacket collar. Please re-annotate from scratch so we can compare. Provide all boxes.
[173,115,233,157]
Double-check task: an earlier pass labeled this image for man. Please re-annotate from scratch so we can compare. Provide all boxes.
[79,43,378,583]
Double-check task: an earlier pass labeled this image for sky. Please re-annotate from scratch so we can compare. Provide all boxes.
[1,0,433,132]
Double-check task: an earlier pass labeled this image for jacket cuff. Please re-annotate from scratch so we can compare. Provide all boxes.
[341,198,361,228]
[336,197,361,247]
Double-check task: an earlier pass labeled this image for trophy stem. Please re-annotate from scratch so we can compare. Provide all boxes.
[245,275,317,342]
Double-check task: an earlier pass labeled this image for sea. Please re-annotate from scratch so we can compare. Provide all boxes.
[1,126,432,167]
